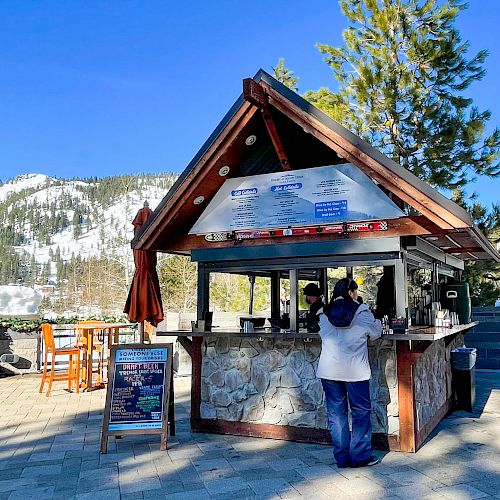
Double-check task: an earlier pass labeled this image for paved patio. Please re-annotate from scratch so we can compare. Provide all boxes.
[0,372,499,500]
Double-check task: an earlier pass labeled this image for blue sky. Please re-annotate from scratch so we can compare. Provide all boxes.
[1,1,499,207]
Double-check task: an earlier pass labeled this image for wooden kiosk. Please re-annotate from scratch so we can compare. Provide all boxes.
[132,71,499,452]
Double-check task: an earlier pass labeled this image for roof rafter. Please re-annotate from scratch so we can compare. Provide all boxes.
[243,78,292,171]
[134,101,258,250]
[261,81,467,230]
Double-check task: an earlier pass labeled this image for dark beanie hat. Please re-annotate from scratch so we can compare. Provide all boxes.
[333,278,358,298]
[303,283,322,296]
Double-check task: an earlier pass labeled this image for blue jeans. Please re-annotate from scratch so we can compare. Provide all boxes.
[321,379,373,467]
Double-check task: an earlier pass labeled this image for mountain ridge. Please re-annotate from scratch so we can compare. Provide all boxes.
[0,172,178,314]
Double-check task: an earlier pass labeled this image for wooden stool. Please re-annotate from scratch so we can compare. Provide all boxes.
[39,323,80,397]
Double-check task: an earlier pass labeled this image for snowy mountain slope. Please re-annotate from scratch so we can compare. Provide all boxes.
[0,173,177,283]
[0,173,53,202]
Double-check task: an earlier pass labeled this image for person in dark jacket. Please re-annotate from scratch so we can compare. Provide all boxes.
[302,283,324,333]
[317,278,382,468]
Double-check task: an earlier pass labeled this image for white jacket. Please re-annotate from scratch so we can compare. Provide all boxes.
[316,303,382,382]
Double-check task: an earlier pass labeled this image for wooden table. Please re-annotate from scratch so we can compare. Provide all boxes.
[54,323,135,391]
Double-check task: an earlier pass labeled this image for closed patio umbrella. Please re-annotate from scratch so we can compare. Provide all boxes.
[124,202,164,331]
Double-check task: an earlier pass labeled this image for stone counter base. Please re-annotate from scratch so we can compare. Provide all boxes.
[199,336,399,438]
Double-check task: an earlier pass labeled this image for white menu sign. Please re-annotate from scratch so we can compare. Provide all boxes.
[189,164,404,234]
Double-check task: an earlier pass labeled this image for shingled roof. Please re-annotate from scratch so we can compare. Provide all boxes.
[132,70,499,263]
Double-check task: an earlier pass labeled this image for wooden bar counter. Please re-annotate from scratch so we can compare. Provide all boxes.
[157,322,477,452]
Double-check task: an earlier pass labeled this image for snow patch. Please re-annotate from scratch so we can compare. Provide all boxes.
[0,285,42,316]
[0,174,54,202]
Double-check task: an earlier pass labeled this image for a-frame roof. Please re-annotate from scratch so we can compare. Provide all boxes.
[132,70,499,263]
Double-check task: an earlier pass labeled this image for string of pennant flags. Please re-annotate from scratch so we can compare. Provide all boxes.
[204,220,389,242]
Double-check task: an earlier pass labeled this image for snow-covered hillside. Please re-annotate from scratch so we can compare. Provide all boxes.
[0,172,177,280]
[0,174,52,201]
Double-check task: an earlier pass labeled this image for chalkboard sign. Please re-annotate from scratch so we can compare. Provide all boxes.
[100,343,174,453]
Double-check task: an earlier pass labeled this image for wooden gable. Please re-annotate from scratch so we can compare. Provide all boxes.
[132,71,499,263]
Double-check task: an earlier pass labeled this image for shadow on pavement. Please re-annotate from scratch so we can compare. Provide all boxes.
[0,372,498,499]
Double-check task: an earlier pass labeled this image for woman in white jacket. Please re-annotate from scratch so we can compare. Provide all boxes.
[317,278,382,468]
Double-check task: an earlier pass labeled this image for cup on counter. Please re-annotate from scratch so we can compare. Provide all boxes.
[191,320,205,332]
[243,321,254,333]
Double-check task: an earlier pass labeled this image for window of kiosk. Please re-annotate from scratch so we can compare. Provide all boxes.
[351,266,386,311]
[208,272,271,327]
[408,267,432,326]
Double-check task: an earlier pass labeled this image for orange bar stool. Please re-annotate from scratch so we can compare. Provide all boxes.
[76,321,105,386]
[39,323,81,397]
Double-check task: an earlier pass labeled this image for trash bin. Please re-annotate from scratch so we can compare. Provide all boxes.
[451,347,476,412]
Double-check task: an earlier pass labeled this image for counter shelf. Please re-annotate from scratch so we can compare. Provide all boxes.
[156,321,477,341]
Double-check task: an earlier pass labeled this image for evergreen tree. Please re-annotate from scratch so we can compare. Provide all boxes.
[305,0,500,189]
[452,189,499,305]
[272,58,299,91]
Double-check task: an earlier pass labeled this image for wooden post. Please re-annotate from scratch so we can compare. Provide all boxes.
[168,362,176,437]
[397,340,417,452]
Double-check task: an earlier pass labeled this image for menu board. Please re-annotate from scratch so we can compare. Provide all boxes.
[189,164,404,234]
[101,344,173,453]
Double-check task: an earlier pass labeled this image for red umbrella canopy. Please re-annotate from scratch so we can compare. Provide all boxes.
[124,204,164,327]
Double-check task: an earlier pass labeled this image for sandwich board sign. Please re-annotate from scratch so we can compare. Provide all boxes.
[100,343,174,453]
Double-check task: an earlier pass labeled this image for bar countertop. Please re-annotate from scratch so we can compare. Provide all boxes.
[156,322,478,341]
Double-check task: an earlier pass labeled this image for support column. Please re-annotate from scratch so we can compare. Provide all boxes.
[431,262,440,303]
[271,271,281,319]
[289,269,298,331]
[197,264,210,321]
[248,275,256,315]
[394,253,408,318]
[319,268,328,302]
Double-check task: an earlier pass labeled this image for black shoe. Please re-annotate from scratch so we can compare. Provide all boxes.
[351,456,379,467]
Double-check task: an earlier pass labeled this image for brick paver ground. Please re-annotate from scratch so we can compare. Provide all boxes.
[0,371,498,499]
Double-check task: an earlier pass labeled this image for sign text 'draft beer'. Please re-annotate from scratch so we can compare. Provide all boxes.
[100,344,174,453]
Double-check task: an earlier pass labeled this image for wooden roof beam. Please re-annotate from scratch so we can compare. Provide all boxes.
[135,101,258,250]
[243,79,291,171]
[261,82,470,231]
[444,247,484,254]
[150,216,432,253]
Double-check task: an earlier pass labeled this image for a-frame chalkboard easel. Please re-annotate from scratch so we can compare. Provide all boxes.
[100,343,175,453]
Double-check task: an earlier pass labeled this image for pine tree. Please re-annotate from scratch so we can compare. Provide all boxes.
[272,58,299,91]
[452,189,499,305]
[304,0,500,189]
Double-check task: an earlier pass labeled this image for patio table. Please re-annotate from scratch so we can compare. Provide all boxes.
[53,322,134,391]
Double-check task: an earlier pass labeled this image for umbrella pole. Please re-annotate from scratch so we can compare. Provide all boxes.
[139,321,145,343]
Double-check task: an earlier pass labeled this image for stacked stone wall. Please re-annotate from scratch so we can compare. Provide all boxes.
[414,333,464,431]
[200,335,399,435]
